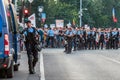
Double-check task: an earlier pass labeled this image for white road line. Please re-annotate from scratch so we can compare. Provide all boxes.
[40,53,45,80]
[101,55,120,64]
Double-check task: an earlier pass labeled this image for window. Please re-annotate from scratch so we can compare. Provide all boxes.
[0,1,3,31]
[6,5,14,33]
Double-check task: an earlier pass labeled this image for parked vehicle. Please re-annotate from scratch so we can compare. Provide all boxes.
[0,0,21,78]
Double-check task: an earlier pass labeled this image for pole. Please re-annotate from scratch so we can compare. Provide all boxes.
[30,3,31,15]
[80,0,82,27]
[22,0,25,28]
[15,0,18,10]
[28,0,33,15]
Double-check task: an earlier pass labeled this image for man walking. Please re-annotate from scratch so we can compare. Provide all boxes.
[22,20,39,74]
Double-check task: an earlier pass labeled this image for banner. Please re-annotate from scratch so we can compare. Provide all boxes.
[41,13,46,23]
[50,24,55,29]
[28,13,36,27]
[56,20,64,27]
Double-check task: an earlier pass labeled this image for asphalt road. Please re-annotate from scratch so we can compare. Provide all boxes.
[0,51,40,80]
[43,49,120,80]
[1,49,120,80]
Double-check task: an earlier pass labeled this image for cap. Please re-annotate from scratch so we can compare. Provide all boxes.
[25,20,31,24]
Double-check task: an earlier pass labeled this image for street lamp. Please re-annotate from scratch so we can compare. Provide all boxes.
[79,0,82,27]
[79,0,87,27]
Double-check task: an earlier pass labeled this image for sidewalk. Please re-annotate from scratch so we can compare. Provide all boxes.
[21,51,40,80]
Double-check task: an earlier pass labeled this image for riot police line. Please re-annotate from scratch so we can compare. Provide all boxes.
[20,26,120,54]
[41,27,120,53]
[64,27,119,53]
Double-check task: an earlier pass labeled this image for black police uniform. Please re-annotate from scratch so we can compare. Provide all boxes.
[91,31,96,49]
[80,30,84,50]
[109,31,113,49]
[87,31,92,49]
[111,31,119,49]
[105,32,110,49]
[22,27,39,74]
[72,29,77,51]
[66,30,73,53]
[76,30,82,50]
[82,30,87,50]
[98,31,104,49]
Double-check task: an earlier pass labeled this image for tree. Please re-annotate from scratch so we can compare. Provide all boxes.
[28,0,120,27]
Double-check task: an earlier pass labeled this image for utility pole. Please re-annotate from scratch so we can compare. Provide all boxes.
[80,0,82,27]
[28,0,33,14]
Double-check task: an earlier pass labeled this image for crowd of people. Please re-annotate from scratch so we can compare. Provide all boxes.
[19,19,120,74]
[37,26,120,52]
[19,21,120,74]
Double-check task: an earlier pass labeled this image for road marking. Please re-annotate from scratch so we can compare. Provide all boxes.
[40,53,45,80]
[101,55,120,64]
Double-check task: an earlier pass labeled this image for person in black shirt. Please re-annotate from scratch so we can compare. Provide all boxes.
[22,20,39,74]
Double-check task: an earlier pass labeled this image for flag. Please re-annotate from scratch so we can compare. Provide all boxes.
[72,19,75,25]
[112,8,118,23]
[28,13,36,27]
[41,13,46,23]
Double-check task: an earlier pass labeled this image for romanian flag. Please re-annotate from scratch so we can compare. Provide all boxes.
[112,8,118,23]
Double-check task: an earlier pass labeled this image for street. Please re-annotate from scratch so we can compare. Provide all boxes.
[0,51,40,80]
[1,49,120,80]
[1,0,120,80]
[43,49,120,80]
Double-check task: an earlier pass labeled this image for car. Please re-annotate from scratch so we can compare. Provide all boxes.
[0,0,21,78]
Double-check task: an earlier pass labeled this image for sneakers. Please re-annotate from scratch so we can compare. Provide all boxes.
[29,71,35,74]
[73,49,76,51]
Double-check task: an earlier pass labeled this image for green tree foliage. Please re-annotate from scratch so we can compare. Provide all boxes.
[27,0,120,27]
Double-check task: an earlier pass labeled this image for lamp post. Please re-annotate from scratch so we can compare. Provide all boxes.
[79,0,87,27]
[80,0,82,27]
[28,0,33,14]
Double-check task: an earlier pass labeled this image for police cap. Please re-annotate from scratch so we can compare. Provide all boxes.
[25,20,31,24]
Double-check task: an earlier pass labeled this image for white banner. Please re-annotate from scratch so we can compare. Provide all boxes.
[28,13,36,27]
[56,20,64,28]
[50,24,55,29]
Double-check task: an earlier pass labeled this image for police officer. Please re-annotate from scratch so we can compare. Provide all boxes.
[47,28,55,48]
[105,29,110,49]
[109,29,113,49]
[76,28,82,50]
[86,29,92,50]
[72,27,77,51]
[22,20,39,74]
[111,28,119,49]
[116,28,119,49]
[66,27,73,53]
[64,26,69,52]
[38,28,44,48]
[91,28,96,49]
[82,28,87,50]
[98,29,105,49]
[80,28,84,50]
